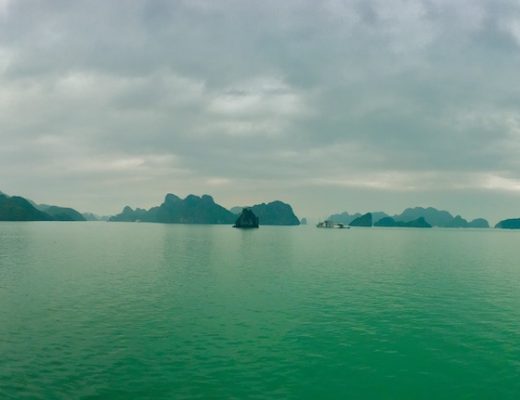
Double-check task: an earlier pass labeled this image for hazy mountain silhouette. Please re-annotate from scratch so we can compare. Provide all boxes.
[110,194,235,224]
[375,216,432,228]
[396,207,453,226]
[329,211,388,225]
[467,218,490,228]
[0,192,85,221]
[37,205,86,221]
[0,193,52,221]
[229,206,244,215]
[111,195,300,225]
[349,213,372,227]
[395,207,489,228]
[329,207,489,228]
[229,201,300,226]
[249,201,300,226]
[82,212,109,221]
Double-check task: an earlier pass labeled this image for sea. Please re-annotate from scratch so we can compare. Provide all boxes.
[1,222,520,399]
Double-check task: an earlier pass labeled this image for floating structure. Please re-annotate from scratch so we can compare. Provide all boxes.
[316,220,349,229]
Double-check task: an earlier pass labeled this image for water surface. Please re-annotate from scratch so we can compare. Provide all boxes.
[1,223,520,399]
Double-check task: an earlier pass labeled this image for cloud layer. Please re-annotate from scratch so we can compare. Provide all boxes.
[1,0,520,221]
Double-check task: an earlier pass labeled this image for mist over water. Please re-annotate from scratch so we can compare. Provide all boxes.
[1,223,520,398]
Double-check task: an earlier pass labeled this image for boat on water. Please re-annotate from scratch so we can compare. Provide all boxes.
[316,220,349,229]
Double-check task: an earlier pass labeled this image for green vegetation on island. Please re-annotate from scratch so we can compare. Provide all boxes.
[110,194,300,226]
[329,207,489,229]
[2,189,518,230]
[374,216,432,228]
[495,218,520,229]
[110,194,235,224]
[0,193,52,221]
[248,201,300,226]
[466,218,490,228]
[37,205,86,221]
[0,192,85,222]
[230,202,300,226]
[395,207,489,228]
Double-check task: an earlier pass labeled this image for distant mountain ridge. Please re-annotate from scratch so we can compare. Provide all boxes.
[37,204,86,221]
[82,212,110,221]
[328,211,389,226]
[395,207,489,228]
[0,193,51,221]
[2,190,514,229]
[111,194,300,226]
[349,213,372,227]
[0,192,85,221]
[230,206,244,215]
[329,207,490,228]
[375,216,432,228]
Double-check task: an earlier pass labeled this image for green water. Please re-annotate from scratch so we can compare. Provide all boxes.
[1,222,520,399]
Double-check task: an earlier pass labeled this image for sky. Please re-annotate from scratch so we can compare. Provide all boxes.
[1,0,520,223]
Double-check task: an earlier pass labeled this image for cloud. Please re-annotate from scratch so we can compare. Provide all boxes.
[1,0,520,221]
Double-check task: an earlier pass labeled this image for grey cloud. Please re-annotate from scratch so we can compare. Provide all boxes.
[1,0,520,222]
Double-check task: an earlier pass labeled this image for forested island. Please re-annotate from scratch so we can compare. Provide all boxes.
[109,194,300,226]
[2,189,520,229]
[0,192,85,221]
[328,207,492,229]
[0,190,300,226]
[495,219,520,229]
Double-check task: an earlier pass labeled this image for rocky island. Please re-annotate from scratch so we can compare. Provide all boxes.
[230,201,300,226]
[233,208,259,229]
[110,194,300,226]
[495,218,520,229]
[328,207,489,229]
[395,207,489,228]
[110,194,236,224]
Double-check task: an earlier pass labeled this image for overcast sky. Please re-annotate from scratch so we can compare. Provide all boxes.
[1,0,520,222]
